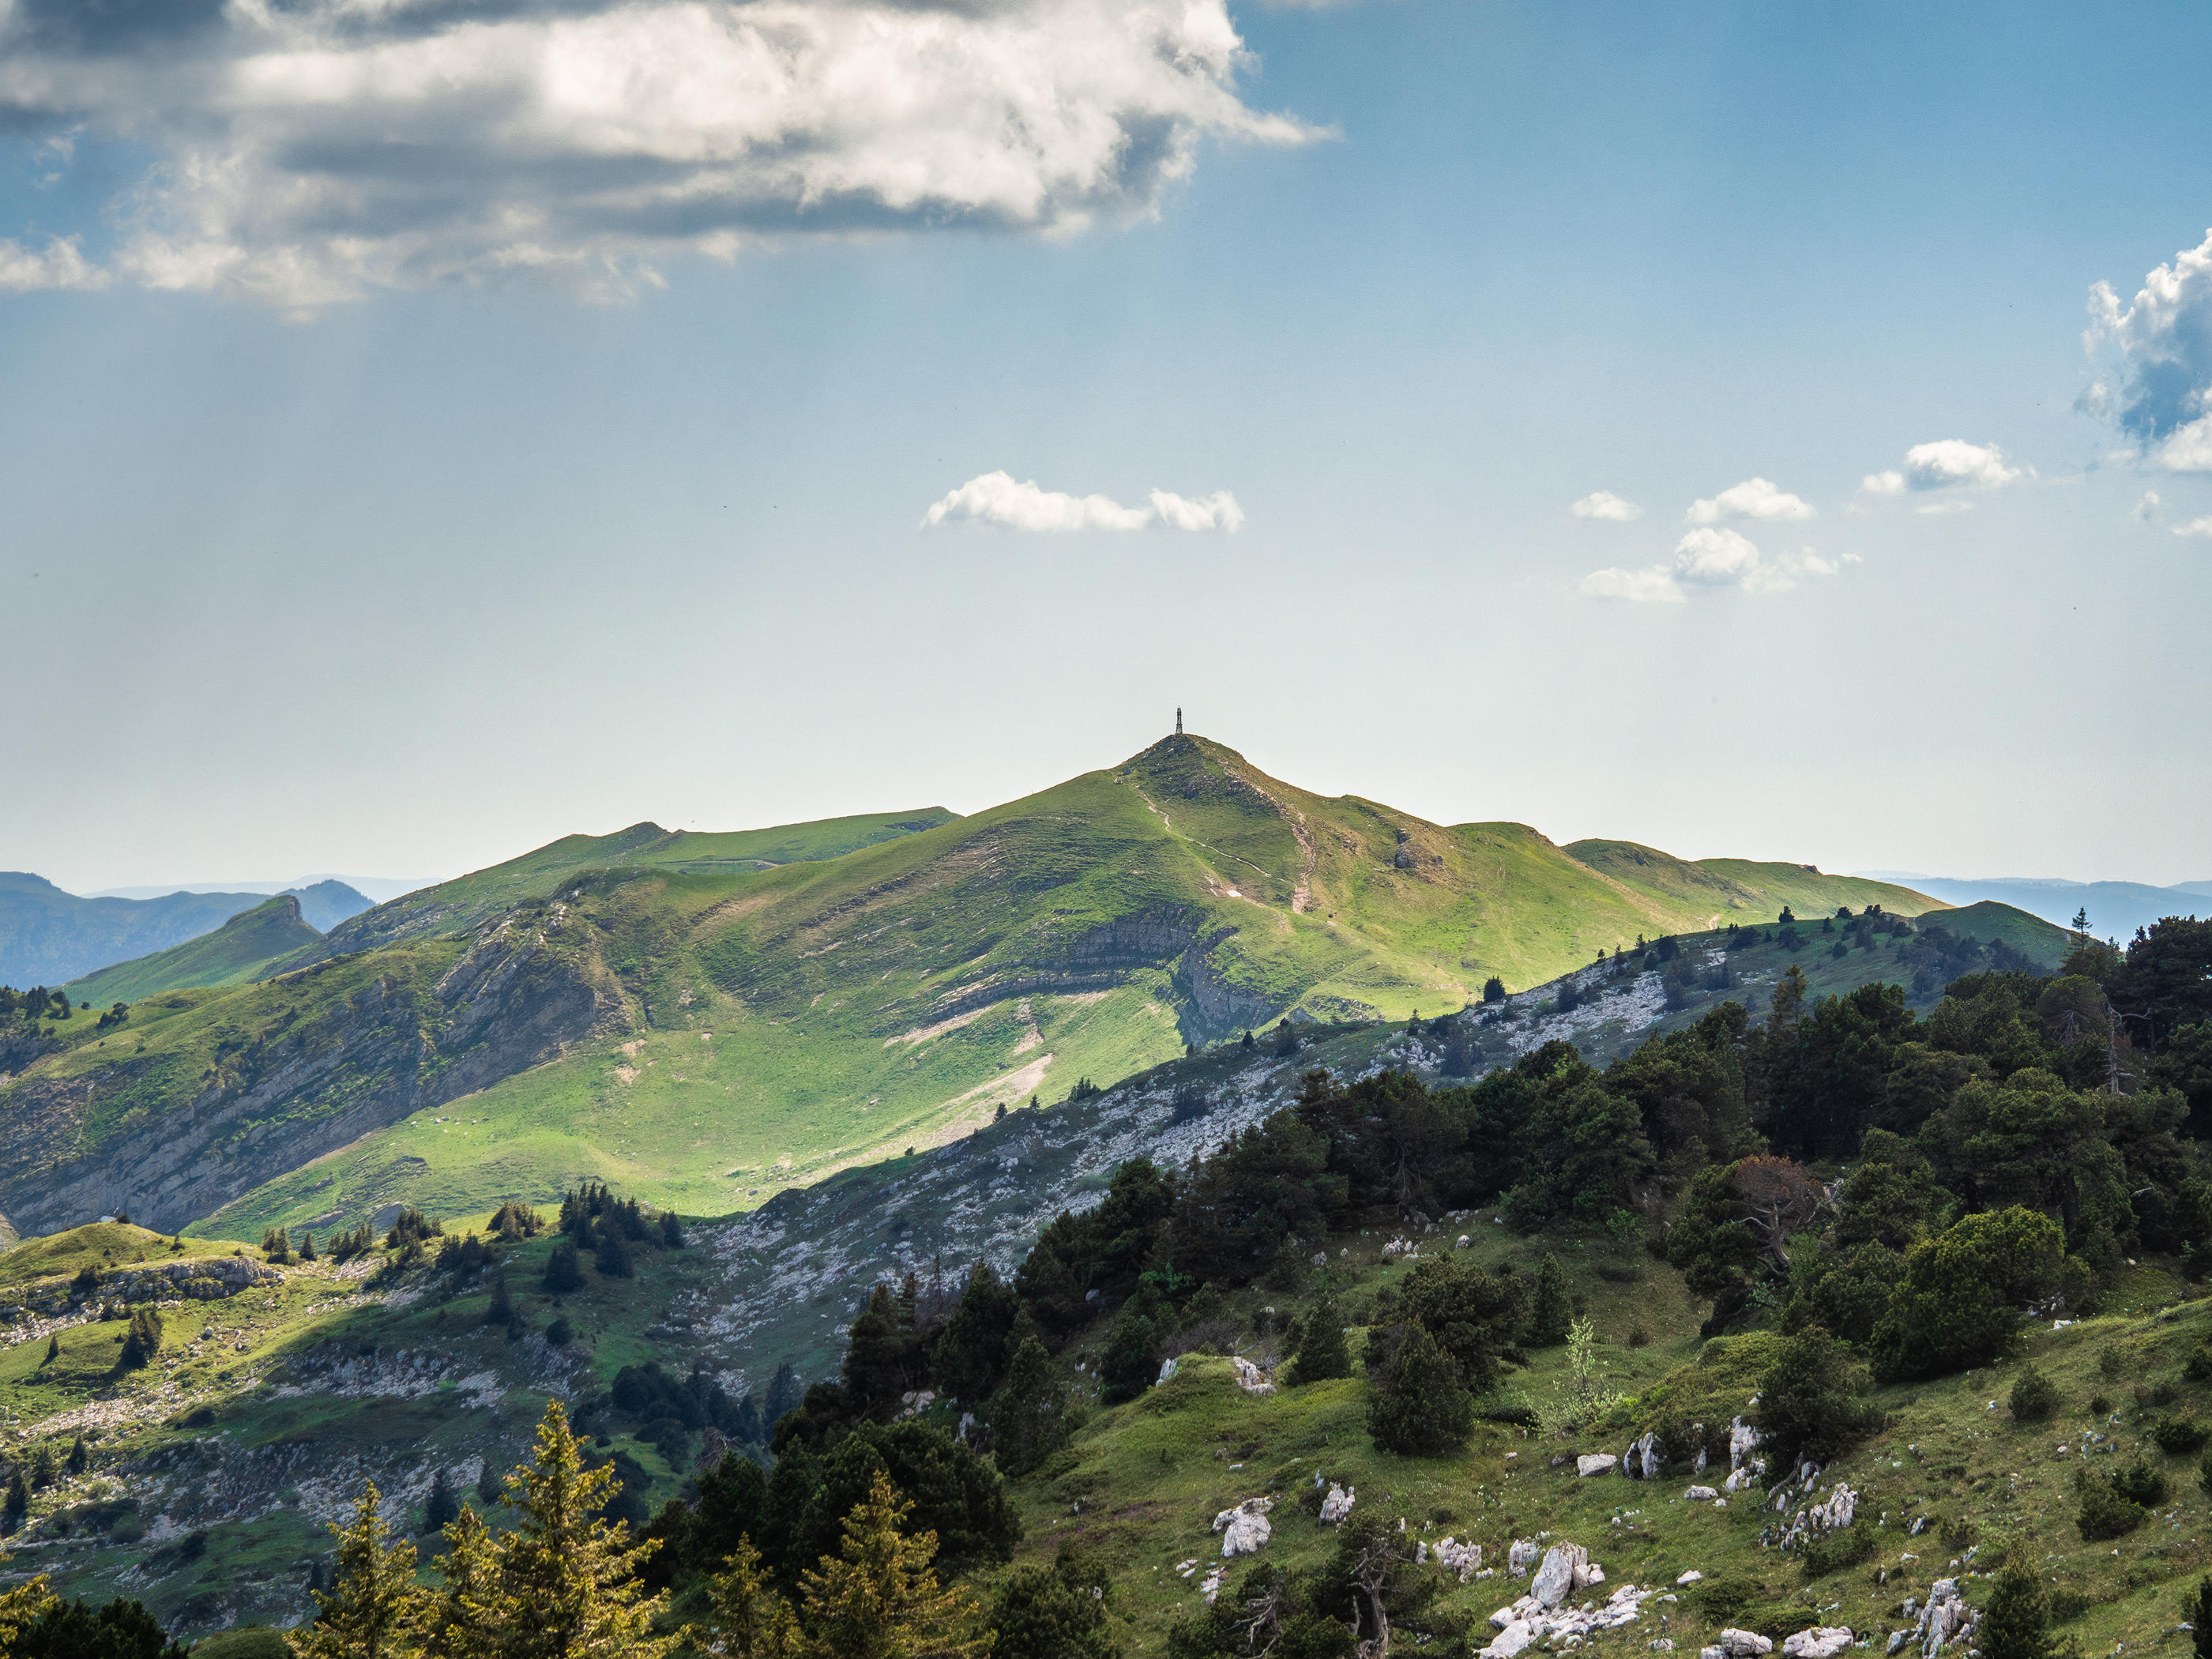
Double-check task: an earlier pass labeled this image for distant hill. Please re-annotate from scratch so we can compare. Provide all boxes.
[1854,871,2206,939]
[66,895,325,1006]
[90,875,429,905]
[0,733,1952,1240]
[0,874,279,987]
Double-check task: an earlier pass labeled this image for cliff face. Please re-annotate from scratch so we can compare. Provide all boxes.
[0,912,623,1236]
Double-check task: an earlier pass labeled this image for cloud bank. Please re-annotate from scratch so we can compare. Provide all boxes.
[1860,439,2022,496]
[1570,491,1643,521]
[1685,477,1814,524]
[1578,528,1853,604]
[924,472,1243,532]
[2086,229,2212,472]
[0,0,1321,307]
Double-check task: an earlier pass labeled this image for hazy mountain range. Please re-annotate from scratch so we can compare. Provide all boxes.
[1856,871,2209,940]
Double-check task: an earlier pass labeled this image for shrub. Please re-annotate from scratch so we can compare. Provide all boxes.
[1758,1326,1880,1470]
[1285,1298,1353,1386]
[2112,1458,2170,1507]
[2075,1467,2147,1541]
[1799,1522,1876,1579]
[2090,1393,2115,1416]
[2100,1347,2127,1381]
[2154,1415,2210,1454]
[1872,1207,2065,1381]
[1979,1548,2066,1659]
[2010,1365,2061,1424]
[1367,1322,1473,1456]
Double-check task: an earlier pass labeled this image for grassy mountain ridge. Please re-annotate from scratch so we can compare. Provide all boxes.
[0,875,282,988]
[0,735,1958,1243]
[66,895,325,1006]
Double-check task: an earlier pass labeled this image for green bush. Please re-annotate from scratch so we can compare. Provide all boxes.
[1799,1522,1877,1579]
[2184,1344,2212,1382]
[1367,1322,1473,1456]
[2075,1467,2149,1541]
[2112,1458,2170,1507]
[2099,1346,2127,1382]
[2010,1365,2060,1423]
[1758,1326,1881,1469]
[2153,1415,2209,1454]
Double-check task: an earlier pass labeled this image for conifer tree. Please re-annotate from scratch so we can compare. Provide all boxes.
[798,1469,990,1659]
[300,1232,318,1262]
[0,1575,55,1653]
[988,1336,1071,1477]
[483,1274,513,1330]
[695,1534,800,1659]
[2,1468,27,1533]
[593,1226,633,1280]
[1367,1321,1473,1456]
[1527,1254,1571,1347]
[1285,1297,1352,1386]
[65,1436,87,1477]
[42,1335,57,1366]
[542,1240,584,1296]
[1979,1547,2074,1659]
[291,1485,424,1659]
[473,1401,672,1659]
[660,1210,685,1249]
[418,1503,495,1659]
[423,1468,460,1536]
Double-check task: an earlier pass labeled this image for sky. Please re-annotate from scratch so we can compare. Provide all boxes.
[2,0,2208,893]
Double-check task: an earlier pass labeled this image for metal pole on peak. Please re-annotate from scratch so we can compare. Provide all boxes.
[1176,707,1183,736]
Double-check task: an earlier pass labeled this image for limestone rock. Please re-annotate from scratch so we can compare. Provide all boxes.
[1782,1629,1853,1659]
[1578,1454,1620,1478]
[1685,1486,1718,1502]
[1231,1356,1274,1396]
[1213,1497,1273,1557]
[1530,1543,1588,1608]
[1319,1484,1355,1525]
[1508,1537,1540,1577]
[1677,1570,1704,1585]
[1717,1631,1773,1657]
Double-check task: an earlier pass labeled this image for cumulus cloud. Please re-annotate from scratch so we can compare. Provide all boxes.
[1860,439,2022,496]
[923,472,1242,532]
[1578,529,1851,604]
[2086,230,2212,472]
[1685,477,1815,524]
[0,0,1322,307]
[1570,491,1643,521]
[2173,516,2212,540]
[0,235,104,292]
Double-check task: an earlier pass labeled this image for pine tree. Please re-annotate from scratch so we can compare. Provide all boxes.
[695,1534,800,1659]
[1368,1321,1473,1456]
[300,1232,318,1262]
[989,1545,1121,1659]
[483,1274,513,1330]
[419,1503,496,1659]
[1979,1548,2071,1659]
[0,1575,55,1653]
[2,1469,27,1533]
[292,1484,424,1659]
[660,1210,685,1249]
[115,1309,164,1372]
[65,1436,86,1477]
[988,1337,1071,1477]
[1285,1297,1352,1385]
[423,1468,460,1536]
[542,1240,583,1296]
[593,1226,633,1280]
[798,1469,990,1659]
[472,1401,673,1659]
[1528,1254,1571,1346]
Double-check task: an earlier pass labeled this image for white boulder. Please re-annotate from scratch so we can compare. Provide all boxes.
[1782,1629,1853,1659]
[1488,1621,1540,1657]
[1213,1497,1273,1557]
[1230,1356,1274,1396]
[1677,1570,1704,1585]
[1717,1631,1773,1657]
[1319,1484,1356,1525]
[1530,1543,1589,1608]
[1435,1537,1484,1582]
[1685,1487,1719,1502]
[1508,1537,1540,1577]
[1578,1454,1620,1478]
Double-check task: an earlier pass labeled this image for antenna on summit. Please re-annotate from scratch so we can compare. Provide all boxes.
[1175,708,1183,736]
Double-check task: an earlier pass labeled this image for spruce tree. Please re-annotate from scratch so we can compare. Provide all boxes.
[2,1469,27,1533]
[1285,1297,1352,1385]
[696,1534,800,1659]
[1979,1548,2069,1659]
[988,1337,1071,1477]
[0,1575,55,1652]
[1367,1321,1473,1457]
[475,1401,673,1659]
[483,1274,513,1330]
[299,1232,318,1262]
[542,1241,583,1296]
[423,1468,460,1536]
[660,1210,684,1250]
[593,1226,633,1280]
[1528,1254,1571,1347]
[798,1469,990,1659]
[419,1503,495,1659]
[990,1545,1122,1659]
[65,1437,86,1477]
[293,1484,424,1659]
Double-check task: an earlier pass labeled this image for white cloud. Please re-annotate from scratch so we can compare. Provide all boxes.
[0,235,104,293]
[1860,439,2022,495]
[2086,230,2212,471]
[1577,529,1849,603]
[1570,491,1643,521]
[0,0,1322,307]
[2173,516,2212,540]
[923,471,1241,532]
[1147,488,1245,532]
[1685,477,1815,524]
[1575,566,1683,604]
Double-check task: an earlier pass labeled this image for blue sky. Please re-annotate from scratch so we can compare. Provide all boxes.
[2,0,2207,892]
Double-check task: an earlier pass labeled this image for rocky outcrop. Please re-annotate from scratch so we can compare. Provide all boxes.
[1887,1579,1976,1657]
[0,912,621,1235]
[1319,1484,1355,1525]
[1213,1497,1273,1557]
[1782,1630,1853,1659]
[0,1255,280,1321]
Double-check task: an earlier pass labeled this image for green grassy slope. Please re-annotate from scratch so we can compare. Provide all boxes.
[283,807,960,968]
[67,897,324,1005]
[3,733,1969,1243]
[1567,841,1944,927]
